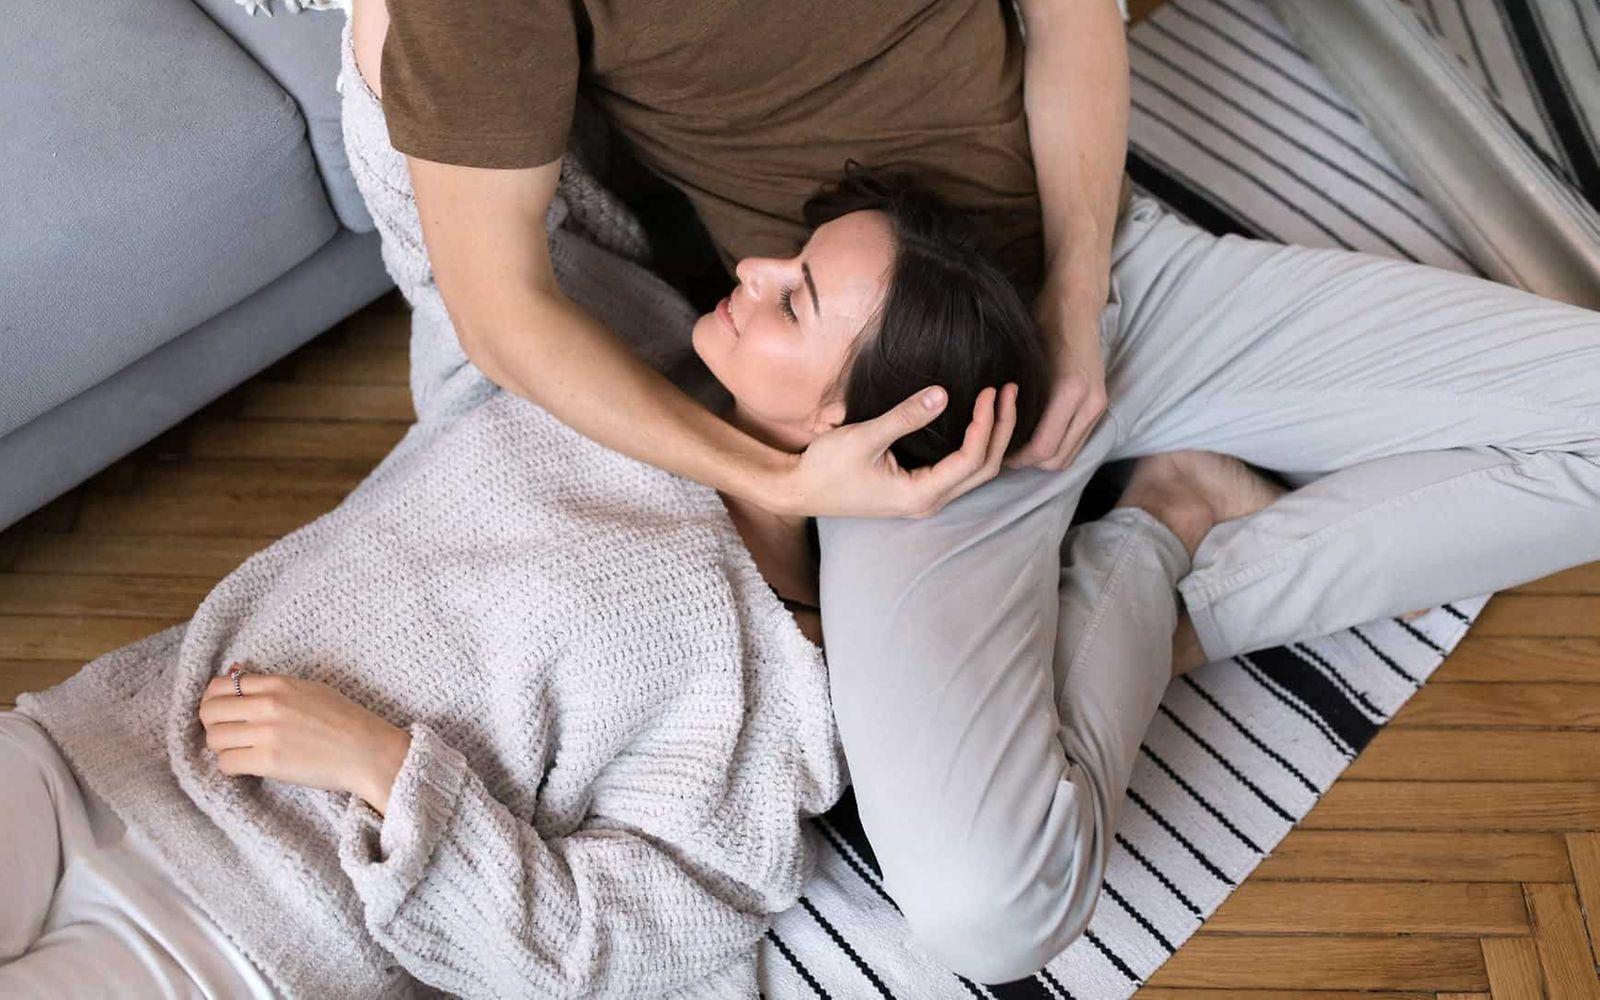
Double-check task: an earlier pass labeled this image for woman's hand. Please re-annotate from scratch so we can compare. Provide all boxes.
[1006,289,1109,472]
[198,668,411,815]
[783,383,1019,519]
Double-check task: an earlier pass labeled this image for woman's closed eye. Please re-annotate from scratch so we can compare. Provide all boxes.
[779,284,798,322]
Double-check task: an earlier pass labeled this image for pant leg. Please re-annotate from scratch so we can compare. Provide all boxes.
[1099,195,1600,660]
[0,716,70,961]
[820,487,1189,983]
[0,712,276,999]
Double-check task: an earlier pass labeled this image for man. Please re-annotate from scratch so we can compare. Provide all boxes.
[353,0,1132,519]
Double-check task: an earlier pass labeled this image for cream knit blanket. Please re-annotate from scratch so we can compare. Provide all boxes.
[19,16,842,1000]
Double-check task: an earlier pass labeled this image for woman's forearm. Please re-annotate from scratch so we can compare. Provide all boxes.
[461,284,798,512]
[338,723,769,998]
[1018,0,1131,313]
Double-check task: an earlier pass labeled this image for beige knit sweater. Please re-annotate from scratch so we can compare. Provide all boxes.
[20,388,844,998]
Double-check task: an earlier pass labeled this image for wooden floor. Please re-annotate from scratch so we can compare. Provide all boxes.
[6,3,1600,994]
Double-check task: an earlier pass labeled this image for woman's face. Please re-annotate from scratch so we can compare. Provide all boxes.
[692,210,895,445]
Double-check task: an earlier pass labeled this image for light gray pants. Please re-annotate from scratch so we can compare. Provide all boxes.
[0,713,275,998]
[816,192,1600,982]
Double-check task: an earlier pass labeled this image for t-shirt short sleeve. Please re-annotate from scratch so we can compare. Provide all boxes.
[378,0,579,169]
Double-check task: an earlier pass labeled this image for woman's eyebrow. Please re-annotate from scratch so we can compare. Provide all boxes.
[801,261,821,318]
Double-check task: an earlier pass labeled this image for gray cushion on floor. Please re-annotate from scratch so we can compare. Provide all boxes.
[187,0,375,233]
[0,0,338,438]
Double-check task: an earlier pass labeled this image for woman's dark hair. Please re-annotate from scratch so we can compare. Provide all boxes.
[801,160,1052,470]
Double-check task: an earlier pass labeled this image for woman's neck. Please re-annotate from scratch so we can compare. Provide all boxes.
[717,403,818,606]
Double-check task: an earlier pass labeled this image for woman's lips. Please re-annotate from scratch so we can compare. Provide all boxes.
[716,295,739,337]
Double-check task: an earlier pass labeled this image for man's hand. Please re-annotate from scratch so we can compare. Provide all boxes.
[1006,289,1108,472]
[782,383,1020,519]
[199,668,412,815]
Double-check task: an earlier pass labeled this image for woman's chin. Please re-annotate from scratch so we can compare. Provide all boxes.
[689,320,737,401]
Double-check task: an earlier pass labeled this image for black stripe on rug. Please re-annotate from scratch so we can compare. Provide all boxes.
[986,974,1056,999]
[798,898,895,999]
[1180,674,1322,795]
[1086,929,1141,985]
[818,798,1061,1000]
[1348,625,1422,686]
[1242,645,1380,754]
[1116,832,1204,917]
[1499,0,1600,204]
[1290,643,1385,720]
[1127,787,1236,886]
[1140,744,1265,854]
[1157,703,1296,822]
[1133,32,1461,260]
[1103,880,1176,954]
[767,928,830,998]
[1131,81,1367,252]
[816,820,897,908]
[1147,15,1411,188]
[1237,655,1354,758]
[1038,967,1076,1000]
[1171,0,1363,124]
[1395,616,1446,655]
[1126,149,1264,239]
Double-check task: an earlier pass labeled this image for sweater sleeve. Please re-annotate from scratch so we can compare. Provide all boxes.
[335,722,768,999]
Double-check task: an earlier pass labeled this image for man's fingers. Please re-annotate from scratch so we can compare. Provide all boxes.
[1047,394,1110,471]
[1006,383,1077,469]
[1040,411,1093,472]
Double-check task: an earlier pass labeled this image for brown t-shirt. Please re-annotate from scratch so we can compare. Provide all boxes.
[379,0,1048,293]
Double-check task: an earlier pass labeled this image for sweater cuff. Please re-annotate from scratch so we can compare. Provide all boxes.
[337,721,468,927]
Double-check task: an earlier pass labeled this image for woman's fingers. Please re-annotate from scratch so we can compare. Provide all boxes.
[198,673,287,730]
[201,667,280,704]
[915,380,1024,515]
[865,385,950,455]
[944,383,1018,503]
[905,385,1006,516]
[215,745,276,778]
[203,721,268,752]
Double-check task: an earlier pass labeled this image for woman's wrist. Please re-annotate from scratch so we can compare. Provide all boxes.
[352,724,412,817]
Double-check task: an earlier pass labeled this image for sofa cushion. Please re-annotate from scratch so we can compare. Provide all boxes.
[187,0,376,233]
[0,0,339,439]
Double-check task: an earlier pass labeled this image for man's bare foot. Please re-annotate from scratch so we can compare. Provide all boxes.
[1114,451,1288,676]
[1114,451,1287,560]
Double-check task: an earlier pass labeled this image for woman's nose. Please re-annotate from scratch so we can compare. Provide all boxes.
[735,256,785,297]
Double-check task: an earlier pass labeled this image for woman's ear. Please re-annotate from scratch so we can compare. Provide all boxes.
[812,397,848,436]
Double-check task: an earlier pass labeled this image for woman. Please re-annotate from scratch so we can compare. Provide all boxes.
[0,161,1104,997]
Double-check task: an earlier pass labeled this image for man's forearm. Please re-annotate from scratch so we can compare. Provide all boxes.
[461,286,794,510]
[1019,0,1131,314]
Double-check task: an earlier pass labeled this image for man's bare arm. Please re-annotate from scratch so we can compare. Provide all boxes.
[406,155,796,505]
[1016,0,1129,313]
[1005,0,1131,471]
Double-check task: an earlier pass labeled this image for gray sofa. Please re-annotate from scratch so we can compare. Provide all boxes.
[0,0,392,530]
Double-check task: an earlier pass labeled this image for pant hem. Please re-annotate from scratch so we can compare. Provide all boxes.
[1177,574,1233,663]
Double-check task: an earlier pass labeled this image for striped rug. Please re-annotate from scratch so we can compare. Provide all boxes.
[1407,0,1600,208]
[751,0,1578,993]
